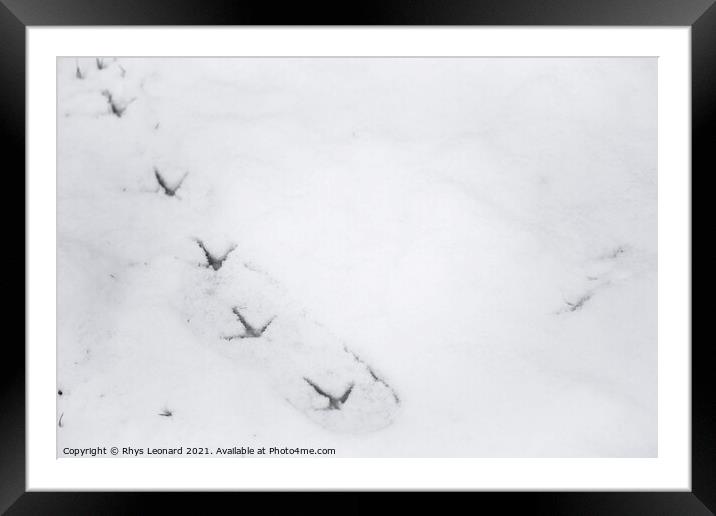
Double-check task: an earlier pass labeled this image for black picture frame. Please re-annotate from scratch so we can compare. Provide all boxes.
[4,0,708,513]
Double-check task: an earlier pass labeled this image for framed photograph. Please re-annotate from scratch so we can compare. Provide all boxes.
[7,0,708,512]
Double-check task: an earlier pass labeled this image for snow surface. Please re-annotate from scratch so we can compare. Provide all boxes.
[57,57,657,457]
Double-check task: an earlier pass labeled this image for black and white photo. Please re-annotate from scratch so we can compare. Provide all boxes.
[57,56,657,458]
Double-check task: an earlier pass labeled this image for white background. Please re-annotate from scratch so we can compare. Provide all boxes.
[27,27,690,490]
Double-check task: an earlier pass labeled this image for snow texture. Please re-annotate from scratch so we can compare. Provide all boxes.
[57,57,657,456]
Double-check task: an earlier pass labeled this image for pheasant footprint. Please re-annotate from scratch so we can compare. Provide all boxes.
[176,238,401,433]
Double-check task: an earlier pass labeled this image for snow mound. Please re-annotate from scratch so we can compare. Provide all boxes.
[58,57,656,456]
